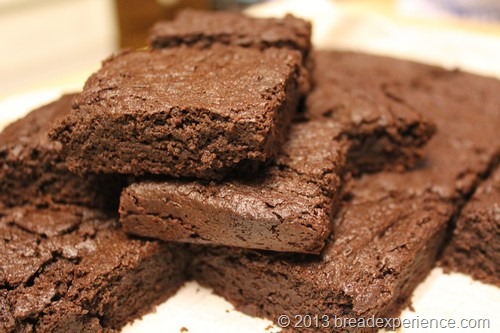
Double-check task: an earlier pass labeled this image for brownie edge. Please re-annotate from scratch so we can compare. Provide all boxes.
[441,166,500,286]
[50,45,304,179]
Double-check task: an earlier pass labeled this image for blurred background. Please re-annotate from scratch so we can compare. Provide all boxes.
[1,0,500,100]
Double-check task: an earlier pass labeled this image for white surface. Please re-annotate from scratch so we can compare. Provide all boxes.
[1,1,500,332]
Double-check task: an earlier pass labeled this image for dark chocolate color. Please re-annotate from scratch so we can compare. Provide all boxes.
[0,205,188,332]
[442,166,500,286]
[190,172,452,333]
[118,51,441,254]
[189,53,500,332]
[50,45,304,179]
[0,95,122,210]
[149,10,312,94]
[306,51,436,173]
[150,10,311,60]
[120,120,346,254]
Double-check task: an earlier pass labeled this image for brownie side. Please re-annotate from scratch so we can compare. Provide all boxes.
[0,205,188,332]
[189,176,452,333]
[306,51,436,174]
[120,120,346,254]
[188,129,484,332]
[150,10,311,60]
[441,167,500,286]
[0,95,123,210]
[189,55,500,332]
[50,45,304,179]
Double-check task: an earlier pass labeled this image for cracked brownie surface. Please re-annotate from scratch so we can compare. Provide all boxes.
[120,120,346,254]
[50,45,304,180]
[0,205,188,332]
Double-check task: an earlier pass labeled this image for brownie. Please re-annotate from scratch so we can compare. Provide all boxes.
[149,10,311,66]
[385,64,500,201]
[189,55,500,332]
[0,204,188,332]
[306,51,436,173]
[189,171,453,333]
[441,166,500,286]
[0,95,122,210]
[117,51,439,254]
[50,45,305,179]
[120,120,346,254]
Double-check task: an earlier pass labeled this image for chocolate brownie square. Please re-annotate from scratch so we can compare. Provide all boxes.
[189,54,500,332]
[117,52,439,255]
[442,166,500,286]
[149,10,311,63]
[120,119,346,254]
[189,170,453,333]
[50,45,305,179]
[0,204,188,332]
[306,51,436,173]
[0,95,122,210]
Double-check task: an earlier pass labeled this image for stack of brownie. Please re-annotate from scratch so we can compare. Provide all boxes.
[1,9,499,333]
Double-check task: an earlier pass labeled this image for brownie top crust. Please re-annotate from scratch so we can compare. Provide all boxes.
[0,204,187,332]
[72,45,302,120]
[150,10,311,57]
[468,167,500,211]
[0,205,167,291]
[307,51,436,148]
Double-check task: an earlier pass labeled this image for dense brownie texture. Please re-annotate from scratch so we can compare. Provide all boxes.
[0,204,188,332]
[0,95,122,210]
[441,166,500,286]
[120,120,346,254]
[50,45,304,179]
[150,10,311,62]
[306,51,436,173]
[189,55,500,332]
